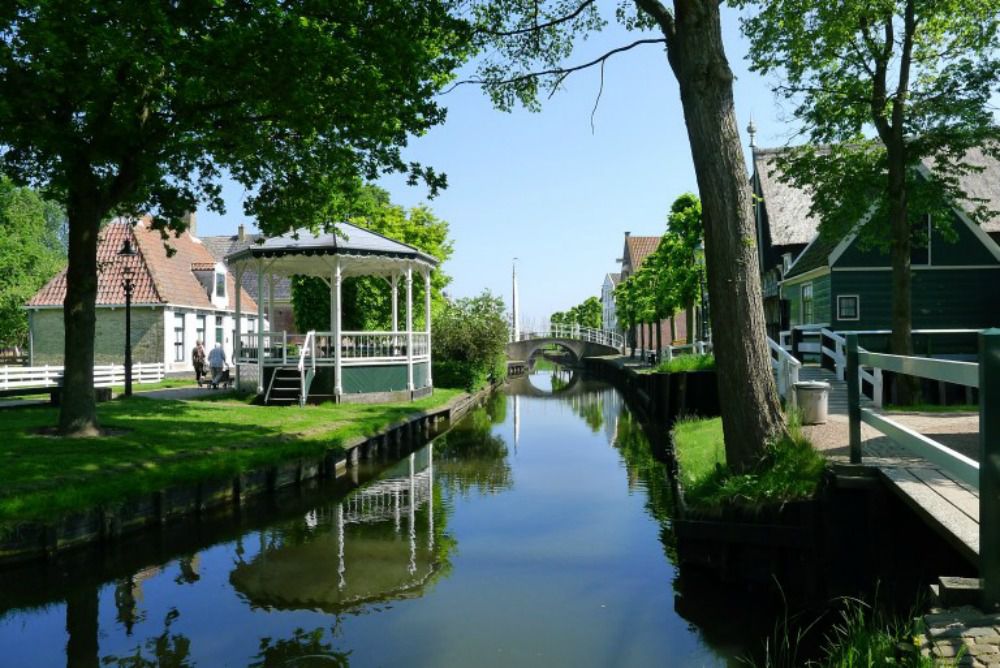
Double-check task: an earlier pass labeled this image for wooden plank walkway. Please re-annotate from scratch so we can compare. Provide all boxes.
[798,365,981,565]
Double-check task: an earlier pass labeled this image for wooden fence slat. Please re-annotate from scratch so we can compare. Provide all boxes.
[857,350,979,388]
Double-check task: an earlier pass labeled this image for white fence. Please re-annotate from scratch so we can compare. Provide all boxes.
[0,363,166,392]
[767,336,801,406]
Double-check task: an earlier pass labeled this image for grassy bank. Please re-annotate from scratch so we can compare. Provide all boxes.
[672,415,825,509]
[0,377,198,403]
[647,353,715,374]
[0,388,463,524]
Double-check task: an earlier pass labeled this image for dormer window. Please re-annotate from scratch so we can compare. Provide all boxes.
[215,272,226,299]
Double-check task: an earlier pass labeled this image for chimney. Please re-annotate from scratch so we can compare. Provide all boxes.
[624,231,631,237]
[238,224,246,242]
[182,211,197,238]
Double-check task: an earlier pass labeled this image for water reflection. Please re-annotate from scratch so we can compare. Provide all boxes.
[230,448,452,614]
[0,368,755,666]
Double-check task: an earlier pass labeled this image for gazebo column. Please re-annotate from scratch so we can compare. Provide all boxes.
[333,259,343,397]
[424,269,432,387]
[256,261,265,393]
[406,263,414,392]
[267,273,275,331]
[391,273,399,332]
[234,264,243,388]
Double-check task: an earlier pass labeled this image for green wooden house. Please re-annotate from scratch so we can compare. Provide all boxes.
[753,145,1000,350]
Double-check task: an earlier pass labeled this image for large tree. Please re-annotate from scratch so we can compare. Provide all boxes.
[739,0,1000,401]
[0,1,468,434]
[0,178,65,349]
[470,1,783,468]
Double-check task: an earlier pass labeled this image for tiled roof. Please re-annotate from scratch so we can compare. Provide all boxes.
[201,232,293,301]
[625,236,661,272]
[607,272,621,286]
[28,219,256,311]
[753,148,822,247]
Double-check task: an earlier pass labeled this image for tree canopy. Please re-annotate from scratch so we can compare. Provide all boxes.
[0,0,470,433]
[550,296,602,330]
[290,185,454,332]
[432,290,509,390]
[0,179,65,348]
[740,0,1000,398]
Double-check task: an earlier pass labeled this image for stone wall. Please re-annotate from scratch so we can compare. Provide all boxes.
[31,307,164,365]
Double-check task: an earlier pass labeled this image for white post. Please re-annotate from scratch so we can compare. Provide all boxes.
[512,259,520,342]
[406,263,414,392]
[256,260,265,393]
[333,259,343,396]
[391,273,399,332]
[425,269,432,387]
[234,265,242,388]
[267,273,275,330]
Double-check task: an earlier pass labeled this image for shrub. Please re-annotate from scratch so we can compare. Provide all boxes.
[655,353,715,373]
[432,291,508,391]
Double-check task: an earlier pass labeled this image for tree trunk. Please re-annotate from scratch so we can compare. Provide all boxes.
[66,584,100,668]
[685,304,694,344]
[656,314,663,362]
[59,192,102,436]
[887,142,919,404]
[669,315,676,343]
[629,320,636,358]
[642,0,785,470]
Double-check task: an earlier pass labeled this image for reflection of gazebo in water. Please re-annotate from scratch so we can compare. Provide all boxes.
[226,222,437,404]
[230,449,445,613]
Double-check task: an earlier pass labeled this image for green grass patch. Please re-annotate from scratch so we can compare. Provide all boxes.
[0,387,464,524]
[672,414,825,510]
[885,402,977,413]
[653,353,715,374]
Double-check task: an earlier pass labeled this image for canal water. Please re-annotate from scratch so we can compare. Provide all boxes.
[0,369,766,667]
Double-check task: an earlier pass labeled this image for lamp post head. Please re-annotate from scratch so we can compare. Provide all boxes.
[118,237,137,258]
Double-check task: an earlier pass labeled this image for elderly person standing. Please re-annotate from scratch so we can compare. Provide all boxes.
[207,343,227,389]
[191,340,207,386]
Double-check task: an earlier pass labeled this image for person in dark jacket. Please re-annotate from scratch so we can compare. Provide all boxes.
[192,341,207,386]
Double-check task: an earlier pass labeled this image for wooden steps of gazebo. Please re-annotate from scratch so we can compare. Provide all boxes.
[265,366,302,405]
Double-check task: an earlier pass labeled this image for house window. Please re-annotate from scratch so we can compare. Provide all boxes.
[215,316,224,344]
[838,295,860,321]
[196,315,206,345]
[801,283,814,324]
[174,313,185,362]
[215,272,226,299]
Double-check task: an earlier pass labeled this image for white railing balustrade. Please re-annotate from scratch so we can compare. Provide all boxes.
[767,336,801,407]
[238,331,289,364]
[516,326,624,349]
[340,331,412,360]
[0,363,166,391]
[298,330,317,406]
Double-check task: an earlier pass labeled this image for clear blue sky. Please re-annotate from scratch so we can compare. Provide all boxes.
[196,8,802,327]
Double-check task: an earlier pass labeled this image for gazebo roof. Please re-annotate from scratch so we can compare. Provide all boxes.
[225,222,437,277]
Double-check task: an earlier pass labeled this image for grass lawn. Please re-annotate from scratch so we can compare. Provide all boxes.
[653,353,715,374]
[0,387,464,524]
[0,377,199,404]
[672,415,825,510]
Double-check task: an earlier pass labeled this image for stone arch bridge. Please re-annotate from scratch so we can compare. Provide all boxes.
[505,326,622,364]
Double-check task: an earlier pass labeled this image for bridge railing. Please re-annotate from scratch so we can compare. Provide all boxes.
[846,330,1000,607]
[515,326,623,349]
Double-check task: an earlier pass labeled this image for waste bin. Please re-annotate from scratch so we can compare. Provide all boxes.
[794,381,830,425]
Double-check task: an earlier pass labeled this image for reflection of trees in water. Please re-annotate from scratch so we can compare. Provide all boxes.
[433,398,512,496]
[101,609,192,667]
[612,409,677,561]
[250,626,352,668]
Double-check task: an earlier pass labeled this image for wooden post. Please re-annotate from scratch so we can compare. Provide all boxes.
[333,259,342,397]
[791,327,801,361]
[406,263,414,392]
[847,333,861,464]
[424,269,432,388]
[980,329,1000,611]
[234,264,242,388]
[256,260,265,393]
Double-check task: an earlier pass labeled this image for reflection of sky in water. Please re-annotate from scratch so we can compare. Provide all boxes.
[0,378,740,667]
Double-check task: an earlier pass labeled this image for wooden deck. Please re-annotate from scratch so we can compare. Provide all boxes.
[801,364,981,566]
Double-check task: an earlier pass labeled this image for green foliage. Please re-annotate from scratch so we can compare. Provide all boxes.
[738,0,1000,263]
[817,598,934,668]
[0,388,463,523]
[290,185,454,333]
[654,353,714,374]
[0,179,65,347]
[672,415,825,510]
[432,291,509,390]
[550,295,602,329]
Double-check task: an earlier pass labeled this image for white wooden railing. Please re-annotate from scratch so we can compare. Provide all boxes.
[517,325,624,349]
[0,363,166,391]
[767,337,801,407]
[658,340,713,362]
[239,330,430,366]
[298,330,317,407]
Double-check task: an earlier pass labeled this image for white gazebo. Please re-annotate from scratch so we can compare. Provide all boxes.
[226,223,437,405]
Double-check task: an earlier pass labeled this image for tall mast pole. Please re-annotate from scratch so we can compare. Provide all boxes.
[512,257,520,342]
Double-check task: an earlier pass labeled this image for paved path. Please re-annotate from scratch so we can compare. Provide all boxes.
[797,364,981,563]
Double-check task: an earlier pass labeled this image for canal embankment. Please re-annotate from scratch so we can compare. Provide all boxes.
[0,385,494,566]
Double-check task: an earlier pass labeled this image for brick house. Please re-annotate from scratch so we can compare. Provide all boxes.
[25,218,258,371]
[619,232,691,351]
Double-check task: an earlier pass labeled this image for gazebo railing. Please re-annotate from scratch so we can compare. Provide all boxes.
[239,330,430,365]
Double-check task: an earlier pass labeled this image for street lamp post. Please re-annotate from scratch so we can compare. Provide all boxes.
[694,241,709,343]
[118,238,137,397]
